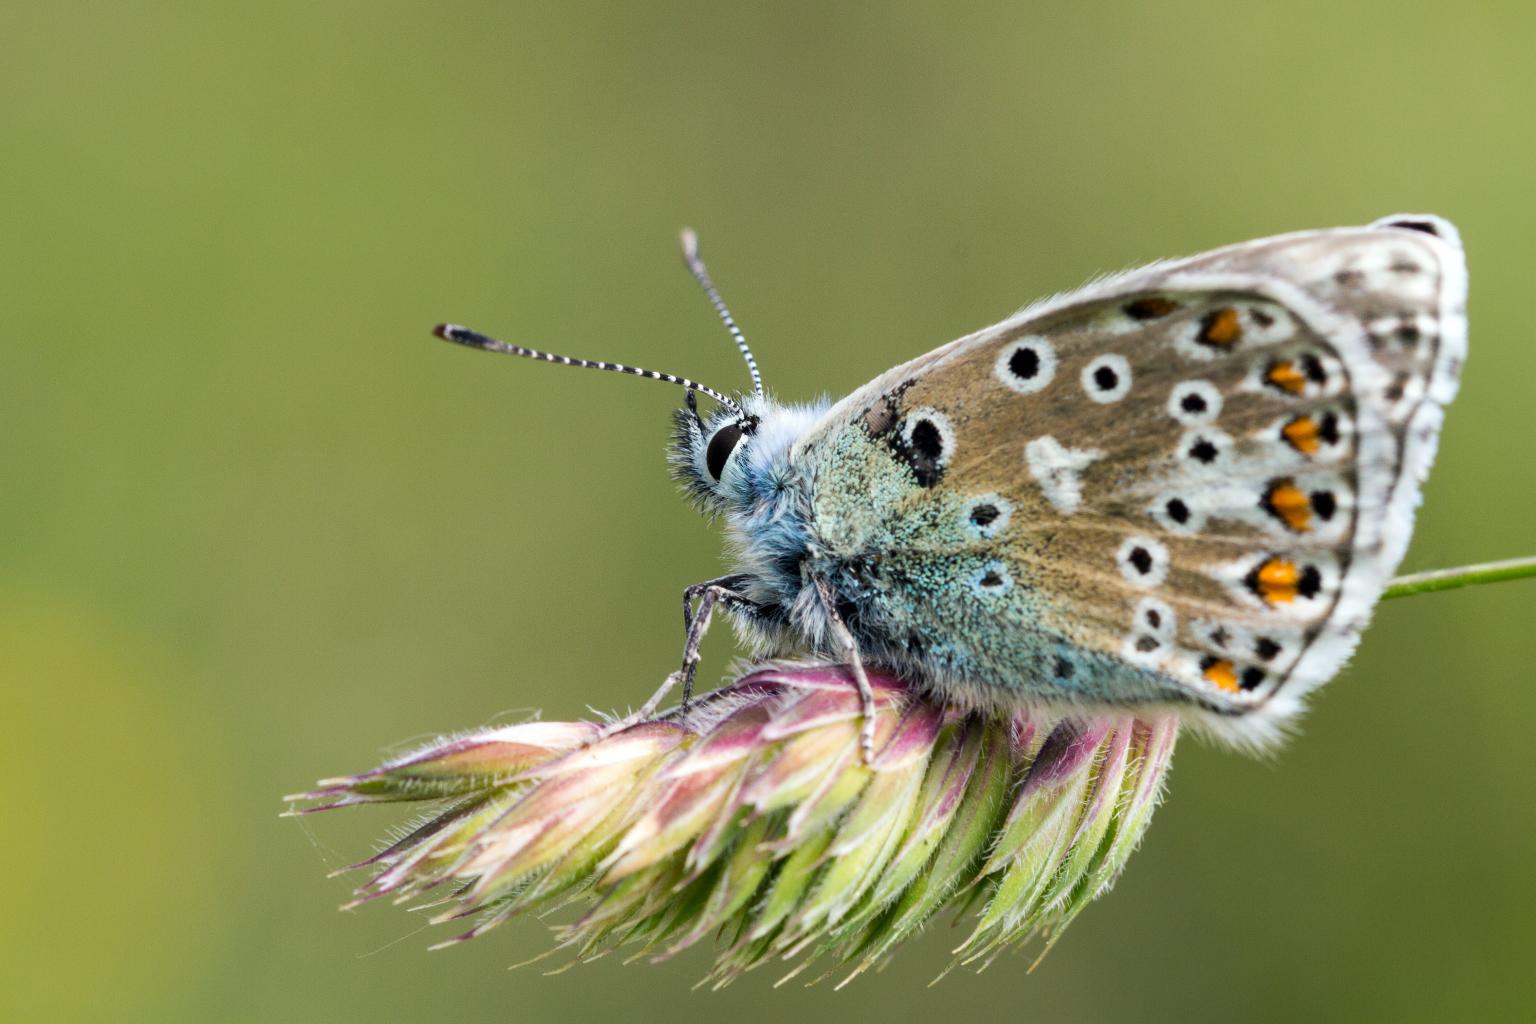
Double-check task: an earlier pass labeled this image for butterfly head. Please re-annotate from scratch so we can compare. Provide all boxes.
[671,391,758,511]
[670,391,828,515]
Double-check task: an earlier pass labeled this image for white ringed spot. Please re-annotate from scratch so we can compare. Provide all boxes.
[1178,428,1233,468]
[1243,303,1296,345]
[1148,492,1207,536]
[968,560,1013,597]
[1168,380,1222,426]
[1081,354,1132,403]
[1123,630,1168,667]
[899,407,955,473]
[963,494,1013,539]
[1133,596,1176,638]
[1116,536,1169,587]
[995,336,1058,394]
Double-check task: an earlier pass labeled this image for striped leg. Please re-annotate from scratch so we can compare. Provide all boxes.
[813,576,877,765]
[618,578,762,731]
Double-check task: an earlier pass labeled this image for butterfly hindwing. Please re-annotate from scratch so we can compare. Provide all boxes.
[794,217,1466,743]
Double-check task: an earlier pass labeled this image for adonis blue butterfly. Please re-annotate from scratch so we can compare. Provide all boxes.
[436,215,1466,758]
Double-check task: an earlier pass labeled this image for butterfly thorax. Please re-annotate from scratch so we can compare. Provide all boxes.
[672,396,833,647]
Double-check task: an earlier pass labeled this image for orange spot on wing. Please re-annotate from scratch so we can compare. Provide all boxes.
[1263,478,1313,532]
[1265,359,1308,395]
[1198,307,1243,346]
[1251,557,1300,604]
[1201,658,1240,693]
[1281,415,1321,454]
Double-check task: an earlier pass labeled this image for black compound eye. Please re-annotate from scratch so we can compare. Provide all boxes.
[705,422,744,481]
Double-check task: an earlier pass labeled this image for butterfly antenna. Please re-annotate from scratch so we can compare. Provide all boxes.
[679,228,765,399]
[433,324,745,417]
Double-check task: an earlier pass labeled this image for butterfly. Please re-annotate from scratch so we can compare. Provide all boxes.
[436,215,1467,758]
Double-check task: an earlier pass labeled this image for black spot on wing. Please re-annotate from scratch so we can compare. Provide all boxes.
[1128,546,1153,575]
[1008,346,1041,380]
[893,414,948,488]
[969,503,999,527]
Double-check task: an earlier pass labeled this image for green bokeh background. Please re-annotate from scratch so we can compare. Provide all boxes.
[4,3,1534,1021]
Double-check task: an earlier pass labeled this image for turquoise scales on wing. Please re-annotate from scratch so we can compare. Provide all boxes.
[671,216,1466,747]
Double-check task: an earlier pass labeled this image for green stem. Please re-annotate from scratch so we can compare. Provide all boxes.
[1382,556,1536,600]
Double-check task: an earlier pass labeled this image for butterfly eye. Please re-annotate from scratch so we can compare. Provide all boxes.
[705,422,745,481]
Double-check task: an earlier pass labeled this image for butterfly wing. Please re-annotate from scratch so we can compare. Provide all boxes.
[793,216,1466,744]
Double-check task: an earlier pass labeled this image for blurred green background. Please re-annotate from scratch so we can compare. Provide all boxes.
[4,2,1534,1021]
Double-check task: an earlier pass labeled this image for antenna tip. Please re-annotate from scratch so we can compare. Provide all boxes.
[679,227,700,261]
[434,323,495,351]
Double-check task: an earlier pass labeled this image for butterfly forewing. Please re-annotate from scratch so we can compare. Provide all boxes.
[796,219,1466,743]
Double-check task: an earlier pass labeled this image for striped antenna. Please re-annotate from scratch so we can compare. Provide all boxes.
[434,324,745,417]
[679,228,764,398]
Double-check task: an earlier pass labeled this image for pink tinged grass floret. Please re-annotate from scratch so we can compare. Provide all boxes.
[288,663,1178,985]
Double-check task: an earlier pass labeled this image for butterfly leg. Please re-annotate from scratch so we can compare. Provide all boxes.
[624,577,759,728]
[675,577,757,710]
[681,575,752,641]
[812,576,877,765]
